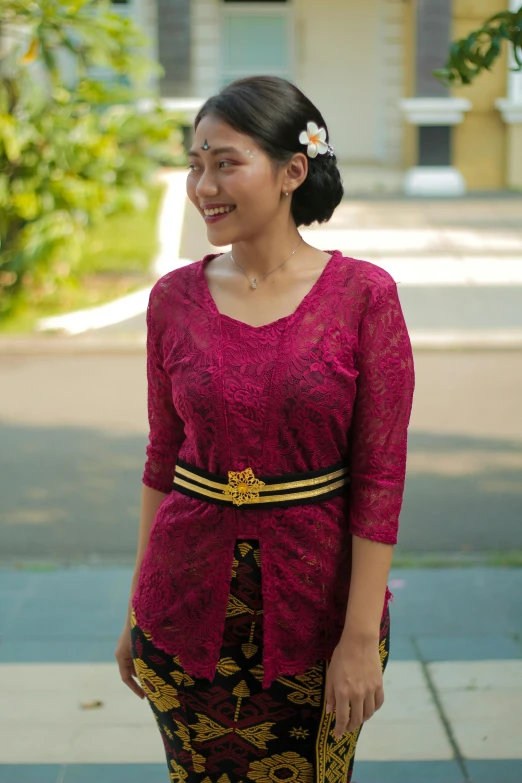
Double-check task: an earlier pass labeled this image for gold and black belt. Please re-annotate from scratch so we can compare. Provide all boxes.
[172,458,350,509]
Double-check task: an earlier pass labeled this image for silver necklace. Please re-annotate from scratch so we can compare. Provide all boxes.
[230,238,303,290]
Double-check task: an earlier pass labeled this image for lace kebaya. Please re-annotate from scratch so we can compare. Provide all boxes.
[132,250,415,688]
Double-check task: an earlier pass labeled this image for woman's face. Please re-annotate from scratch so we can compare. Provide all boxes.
[186,114,288,246]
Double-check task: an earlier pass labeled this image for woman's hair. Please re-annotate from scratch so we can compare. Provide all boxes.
[194,76,344,227]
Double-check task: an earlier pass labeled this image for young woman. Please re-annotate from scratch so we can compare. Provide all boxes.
[115,75,415,783]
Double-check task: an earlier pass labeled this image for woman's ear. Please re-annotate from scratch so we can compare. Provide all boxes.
[285,153,308,195]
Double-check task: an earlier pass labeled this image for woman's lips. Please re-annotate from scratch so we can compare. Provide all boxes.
[203,206,236,224]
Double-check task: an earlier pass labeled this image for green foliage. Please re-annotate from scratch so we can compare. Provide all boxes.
[435,5,522,86]
[0,0,186,317]
[1,180,165,333]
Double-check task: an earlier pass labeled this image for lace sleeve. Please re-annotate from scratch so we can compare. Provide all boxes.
[142,288,185,494]
[348,276,415,544]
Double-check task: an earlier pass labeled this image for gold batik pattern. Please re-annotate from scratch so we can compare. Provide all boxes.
[133,658,180,712]
[275,663,323,708]
[246,751,314,783]
[131,538,391,783]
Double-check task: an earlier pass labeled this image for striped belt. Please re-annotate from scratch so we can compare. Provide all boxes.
[172,458,350,509]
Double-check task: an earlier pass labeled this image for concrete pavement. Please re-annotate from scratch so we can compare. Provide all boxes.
[179,191,522,349]
[2,189,522,783]
[0,566,521,782]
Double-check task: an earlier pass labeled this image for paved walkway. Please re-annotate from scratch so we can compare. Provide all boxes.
[0,566,521,782]
[2,187,522,782]
[180,191,522,349]
[26,175,522,349]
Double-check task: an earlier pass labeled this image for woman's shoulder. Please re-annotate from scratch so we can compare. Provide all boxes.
[331,251,399,304]
[148,254,218,306]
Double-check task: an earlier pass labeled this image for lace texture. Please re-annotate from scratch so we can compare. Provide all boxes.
[132,250,415,688]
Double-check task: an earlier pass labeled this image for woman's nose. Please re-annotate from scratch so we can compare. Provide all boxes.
[195,169,219,198]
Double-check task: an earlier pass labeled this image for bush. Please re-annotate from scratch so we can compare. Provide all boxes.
[0,0,186,317]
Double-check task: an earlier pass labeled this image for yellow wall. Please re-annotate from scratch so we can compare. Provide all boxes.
[451,0,508,190]
[507,125,522,189]
[295,0,382,162]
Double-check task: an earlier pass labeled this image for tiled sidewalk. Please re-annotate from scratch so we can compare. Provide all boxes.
[0,567,521,783]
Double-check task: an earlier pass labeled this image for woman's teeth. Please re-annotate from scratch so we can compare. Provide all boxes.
[204,206,236,216]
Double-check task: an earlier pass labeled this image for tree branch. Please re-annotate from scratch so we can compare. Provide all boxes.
[435,6,522,86]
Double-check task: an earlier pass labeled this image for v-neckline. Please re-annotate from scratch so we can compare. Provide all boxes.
[198,249,341,331]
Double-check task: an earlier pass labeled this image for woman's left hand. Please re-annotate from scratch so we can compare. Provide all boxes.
[325,633,384,740]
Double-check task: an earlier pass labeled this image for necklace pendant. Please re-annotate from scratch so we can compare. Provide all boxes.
[251,279,258,290]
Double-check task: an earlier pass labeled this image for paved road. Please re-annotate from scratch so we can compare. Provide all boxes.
[94,285,522,335]
[1,350,521,562]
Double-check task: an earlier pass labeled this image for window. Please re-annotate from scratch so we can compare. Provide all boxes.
[220,3,293,88]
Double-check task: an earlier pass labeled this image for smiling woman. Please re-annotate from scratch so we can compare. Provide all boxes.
[117,75,415,783]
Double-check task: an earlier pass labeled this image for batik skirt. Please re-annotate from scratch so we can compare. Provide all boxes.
[131,538,390,783]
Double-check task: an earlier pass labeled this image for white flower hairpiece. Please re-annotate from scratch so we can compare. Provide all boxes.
[299,121,334,159]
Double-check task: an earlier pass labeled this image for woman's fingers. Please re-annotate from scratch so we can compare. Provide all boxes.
[334,688,363,739]
[120,658,146,699]
[335,691,379,737]
[361,693,377,724]
[325,670,337,716]
[342,692,363,736]
[115,640,146,700]
[122,669,146,700]
[375,684,385,712]
[333,697,351,739]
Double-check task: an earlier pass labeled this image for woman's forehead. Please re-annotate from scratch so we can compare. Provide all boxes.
[194,115,253,146]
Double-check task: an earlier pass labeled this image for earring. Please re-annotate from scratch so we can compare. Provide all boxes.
[285,190,289,197]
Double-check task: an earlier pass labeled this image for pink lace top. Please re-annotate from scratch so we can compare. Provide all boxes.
[132,250,415,688]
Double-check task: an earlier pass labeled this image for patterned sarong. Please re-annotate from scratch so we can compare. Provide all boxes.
[131,538,390,782]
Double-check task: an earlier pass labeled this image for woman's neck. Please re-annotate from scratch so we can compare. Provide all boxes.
[230,226,303,277]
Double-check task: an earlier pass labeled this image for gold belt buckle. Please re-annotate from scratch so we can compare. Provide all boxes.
[223,468,266,507]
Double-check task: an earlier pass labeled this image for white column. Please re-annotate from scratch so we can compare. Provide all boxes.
[495,0,522,115]
[399,0,472,196]
[399,98,472,196]
[495,0,522,187]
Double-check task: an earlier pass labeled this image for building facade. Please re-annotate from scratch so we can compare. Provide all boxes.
[116,0,522,195]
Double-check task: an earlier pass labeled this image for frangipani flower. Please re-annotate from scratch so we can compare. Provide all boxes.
[299,121,330,158]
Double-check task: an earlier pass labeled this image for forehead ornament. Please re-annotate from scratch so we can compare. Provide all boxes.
[201,139,211,151]
[299,121,334,159]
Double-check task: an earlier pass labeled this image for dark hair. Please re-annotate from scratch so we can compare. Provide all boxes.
[194,76,344,228]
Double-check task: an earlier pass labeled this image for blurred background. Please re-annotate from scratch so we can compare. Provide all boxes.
[1,1,521,782]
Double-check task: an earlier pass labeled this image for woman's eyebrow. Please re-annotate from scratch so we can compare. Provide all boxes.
[188,146,242,158]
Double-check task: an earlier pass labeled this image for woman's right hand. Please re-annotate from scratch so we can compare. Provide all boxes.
[115,626,145,700]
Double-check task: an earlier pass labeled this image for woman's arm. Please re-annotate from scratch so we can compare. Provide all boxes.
[342,536,393,644]
[326,271,415,738]
[115,282,185,697]
[326,538,393,737]
[123,484,167,631]
[115,484,165,699]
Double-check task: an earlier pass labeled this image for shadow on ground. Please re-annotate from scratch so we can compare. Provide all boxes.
[1,421,521,562]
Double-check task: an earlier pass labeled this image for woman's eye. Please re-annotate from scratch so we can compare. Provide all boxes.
[187,161,233,172]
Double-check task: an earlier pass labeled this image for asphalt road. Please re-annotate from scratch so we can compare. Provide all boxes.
[1,350,521,562]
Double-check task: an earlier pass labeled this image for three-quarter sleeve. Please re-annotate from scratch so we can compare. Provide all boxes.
[142,289,185,494]
[348,275,415,544]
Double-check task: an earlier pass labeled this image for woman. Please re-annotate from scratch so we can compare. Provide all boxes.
[115,75,415,783]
